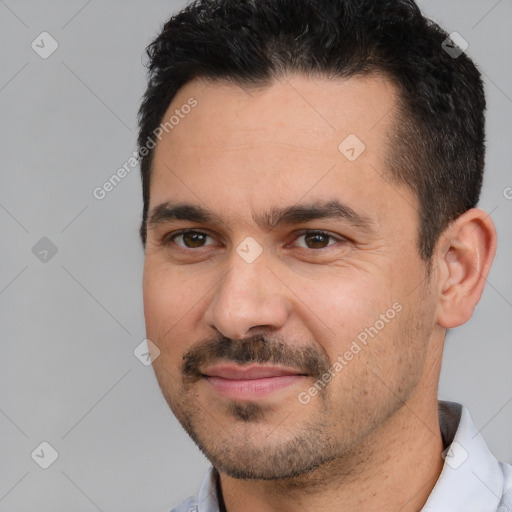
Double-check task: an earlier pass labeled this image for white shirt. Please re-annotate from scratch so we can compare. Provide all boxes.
[171,401,512,512]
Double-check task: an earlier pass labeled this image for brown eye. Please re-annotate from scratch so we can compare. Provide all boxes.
[169,231,214,248]
[304,233,331,248]
[294,231,340,249]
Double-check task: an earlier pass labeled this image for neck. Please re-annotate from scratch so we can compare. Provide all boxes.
[217,391,445,512]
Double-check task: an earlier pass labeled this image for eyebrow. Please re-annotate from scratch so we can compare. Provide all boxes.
[146,199,375,233]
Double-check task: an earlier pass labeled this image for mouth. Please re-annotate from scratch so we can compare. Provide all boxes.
[200,363,309,400]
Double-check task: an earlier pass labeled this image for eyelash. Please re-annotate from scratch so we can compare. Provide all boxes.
[162,229,347,251]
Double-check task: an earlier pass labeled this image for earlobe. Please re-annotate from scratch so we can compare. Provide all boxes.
[436,208,497,329]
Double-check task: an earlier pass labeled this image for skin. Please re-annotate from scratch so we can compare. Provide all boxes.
[142,74,497,512]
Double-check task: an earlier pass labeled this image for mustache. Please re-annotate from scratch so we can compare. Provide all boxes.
[181,334,331,383]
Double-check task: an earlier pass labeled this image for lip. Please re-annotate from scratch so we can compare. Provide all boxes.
[201,363,306,379]
[200,364,308,400]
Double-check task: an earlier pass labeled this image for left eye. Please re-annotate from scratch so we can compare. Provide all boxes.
[292,231,341,249]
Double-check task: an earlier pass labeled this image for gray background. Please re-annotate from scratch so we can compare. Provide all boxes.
[1,0,511,510]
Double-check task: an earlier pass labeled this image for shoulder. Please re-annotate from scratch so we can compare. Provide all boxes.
[169,465,219,512]
[170,494,197,512]
[499,462,512,510]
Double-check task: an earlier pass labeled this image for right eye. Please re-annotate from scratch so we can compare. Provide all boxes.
[164,230,218,249]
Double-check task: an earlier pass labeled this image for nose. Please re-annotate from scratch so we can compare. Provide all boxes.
[203,250,291,340]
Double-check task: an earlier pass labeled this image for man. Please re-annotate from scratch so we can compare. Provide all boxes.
[137,0,511,510]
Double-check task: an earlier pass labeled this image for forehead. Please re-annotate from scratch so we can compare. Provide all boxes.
[149,74,417,231]
[154,73,398,151]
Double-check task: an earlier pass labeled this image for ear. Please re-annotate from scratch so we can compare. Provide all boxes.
[435,208,497,329]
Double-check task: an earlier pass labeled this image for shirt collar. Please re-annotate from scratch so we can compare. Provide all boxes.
[422,400,506,511]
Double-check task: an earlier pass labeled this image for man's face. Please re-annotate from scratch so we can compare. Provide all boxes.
[142,75,441,479]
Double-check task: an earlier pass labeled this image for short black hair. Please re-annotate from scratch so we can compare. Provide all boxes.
[137,0,486,261]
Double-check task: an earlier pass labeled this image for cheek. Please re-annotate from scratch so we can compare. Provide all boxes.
[142,265,201,350]
[291,271,395,350]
